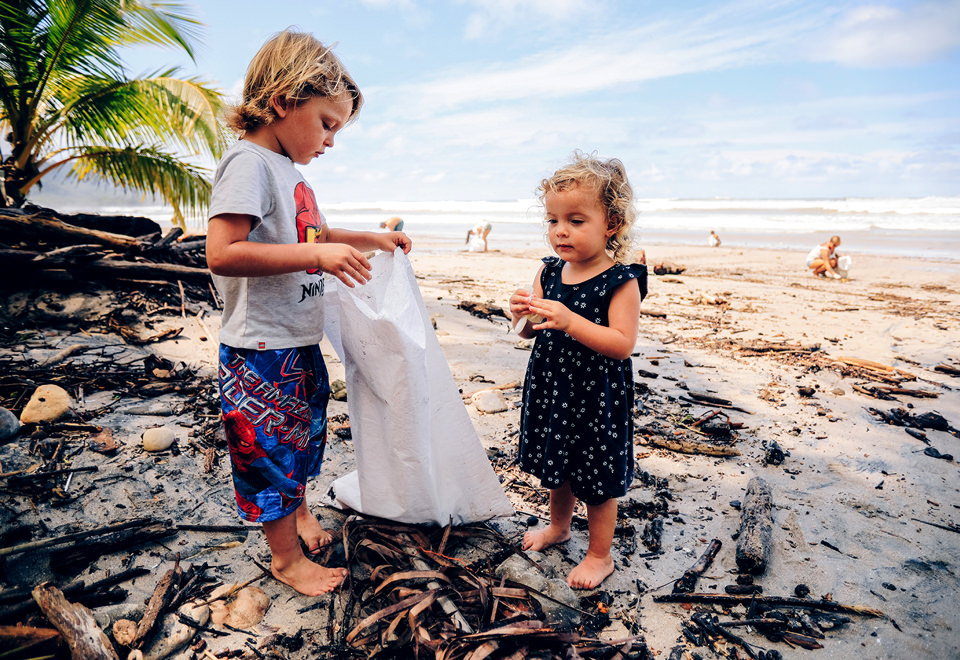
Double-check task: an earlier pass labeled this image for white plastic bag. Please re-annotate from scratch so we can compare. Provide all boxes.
[836,255,852,278]
[324,251,514,525]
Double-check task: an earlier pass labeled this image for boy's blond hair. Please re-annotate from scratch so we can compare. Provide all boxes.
[225,29,363,134]
[538,151,636,263]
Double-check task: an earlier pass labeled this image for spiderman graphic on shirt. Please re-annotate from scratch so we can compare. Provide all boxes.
[295,181,324,274]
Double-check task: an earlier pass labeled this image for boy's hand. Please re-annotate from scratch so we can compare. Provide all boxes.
[316,244,372,287]
[527,296,574,332]
[379,231,412,254]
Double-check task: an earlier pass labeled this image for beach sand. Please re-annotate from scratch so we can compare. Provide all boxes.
[2,241,959,658]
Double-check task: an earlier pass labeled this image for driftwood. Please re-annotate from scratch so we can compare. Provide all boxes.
[134,561,183,648]
[852,382,939,400]
[0,518,159,558]
[457,300,510,321]
[682,390,752,414]
[31,583,119,660]
[0,567,148,623]
[672,539,722,593]
[935,363,960,376]
[735,477,773,575]
[653,592,885,618]
[645,436,740,457]
[51,522,176,574]
[0,207,211,290]
[735,339,819,354]
[0,624,61,654]
[0,209,143,250]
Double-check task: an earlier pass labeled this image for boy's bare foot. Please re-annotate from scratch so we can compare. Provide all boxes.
[521,525,571,552]
[271,556,347,596]
[296,505,334,553]
[567,553,615,589]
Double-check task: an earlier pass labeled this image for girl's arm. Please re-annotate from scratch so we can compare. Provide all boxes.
[527,279,641,359]
[206,213,373,287]
[326,227,412,254]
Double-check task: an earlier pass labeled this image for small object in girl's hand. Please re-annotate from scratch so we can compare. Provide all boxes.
[515,313,544,334]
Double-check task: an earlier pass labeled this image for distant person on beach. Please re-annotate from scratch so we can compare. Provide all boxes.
[205,30,411,596]
[379,216,404,231]
[709,230,721,247]
[465,219,492,251]
[508,152,647,589]
[807,235,843,279]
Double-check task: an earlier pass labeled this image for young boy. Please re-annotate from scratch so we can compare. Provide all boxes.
[206,29,411,596]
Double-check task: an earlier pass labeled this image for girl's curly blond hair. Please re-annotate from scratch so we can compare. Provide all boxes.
[225,29,363,134]
[538,151,637,263]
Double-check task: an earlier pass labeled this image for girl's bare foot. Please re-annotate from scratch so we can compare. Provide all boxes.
[271,555,347,596]
[567,553,615,589]
[296,505,334,554]
[521,525,571,552]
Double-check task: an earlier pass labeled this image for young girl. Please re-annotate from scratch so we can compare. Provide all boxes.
[206,30,410,596]
[509,153,646,589]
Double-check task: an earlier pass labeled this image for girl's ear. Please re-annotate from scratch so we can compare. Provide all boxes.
[270,95,289,118]
[605,219,618,238]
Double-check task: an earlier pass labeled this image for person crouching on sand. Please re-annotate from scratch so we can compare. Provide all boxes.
[206,29,411,596]
[508,152,647,589]
[807,235,843,279]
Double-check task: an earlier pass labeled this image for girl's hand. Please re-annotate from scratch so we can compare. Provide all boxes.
[315,243,372,287]
[509,288,532,322]
[527,296,574,332]
[377,231,412,254]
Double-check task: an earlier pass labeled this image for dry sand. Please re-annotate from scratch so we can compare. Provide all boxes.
[2,241,959,658]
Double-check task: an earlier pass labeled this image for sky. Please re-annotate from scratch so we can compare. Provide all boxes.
[39,0,960,205]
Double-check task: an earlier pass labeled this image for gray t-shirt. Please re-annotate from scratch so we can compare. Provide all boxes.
[209,140,328,350]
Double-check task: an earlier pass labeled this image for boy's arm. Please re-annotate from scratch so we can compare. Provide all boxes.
[326,227,412,254]
[527,281,641,360]
[206,213,373,286]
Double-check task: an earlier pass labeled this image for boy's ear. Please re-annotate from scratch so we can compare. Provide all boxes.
[269,95,289,118]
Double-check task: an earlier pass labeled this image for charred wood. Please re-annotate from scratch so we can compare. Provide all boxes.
[735,478,773,575]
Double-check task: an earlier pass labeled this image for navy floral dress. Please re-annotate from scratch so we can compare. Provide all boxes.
[519,257,647,505]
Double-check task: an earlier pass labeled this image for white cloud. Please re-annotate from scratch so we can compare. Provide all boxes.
[382,6,825,114]
[460,0,599,40]
[816,1,960,67]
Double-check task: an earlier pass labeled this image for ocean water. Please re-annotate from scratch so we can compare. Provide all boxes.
[100,196,960,261]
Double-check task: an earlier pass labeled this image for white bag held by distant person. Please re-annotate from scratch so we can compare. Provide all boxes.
[324,251,514,525]
[836,254,852,278]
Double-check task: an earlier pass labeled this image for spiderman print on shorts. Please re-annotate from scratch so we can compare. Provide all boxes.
[218,343,330,523]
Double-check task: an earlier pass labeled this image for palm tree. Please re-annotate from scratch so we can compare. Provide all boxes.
[0,0,227,227]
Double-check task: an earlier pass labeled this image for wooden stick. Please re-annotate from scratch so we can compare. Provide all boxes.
[134,561,182,648]
[653,592,885,617]
[911,517,960,535]
[7,465,98,483]
[0,518,158,557]
[672,539,722,594]
[644,436,740,457]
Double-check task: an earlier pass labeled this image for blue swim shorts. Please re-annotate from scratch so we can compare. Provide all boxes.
[218,344,331,523]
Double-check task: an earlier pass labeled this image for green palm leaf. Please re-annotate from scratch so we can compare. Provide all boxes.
[0,0,226,228]
[68,144,212,226]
